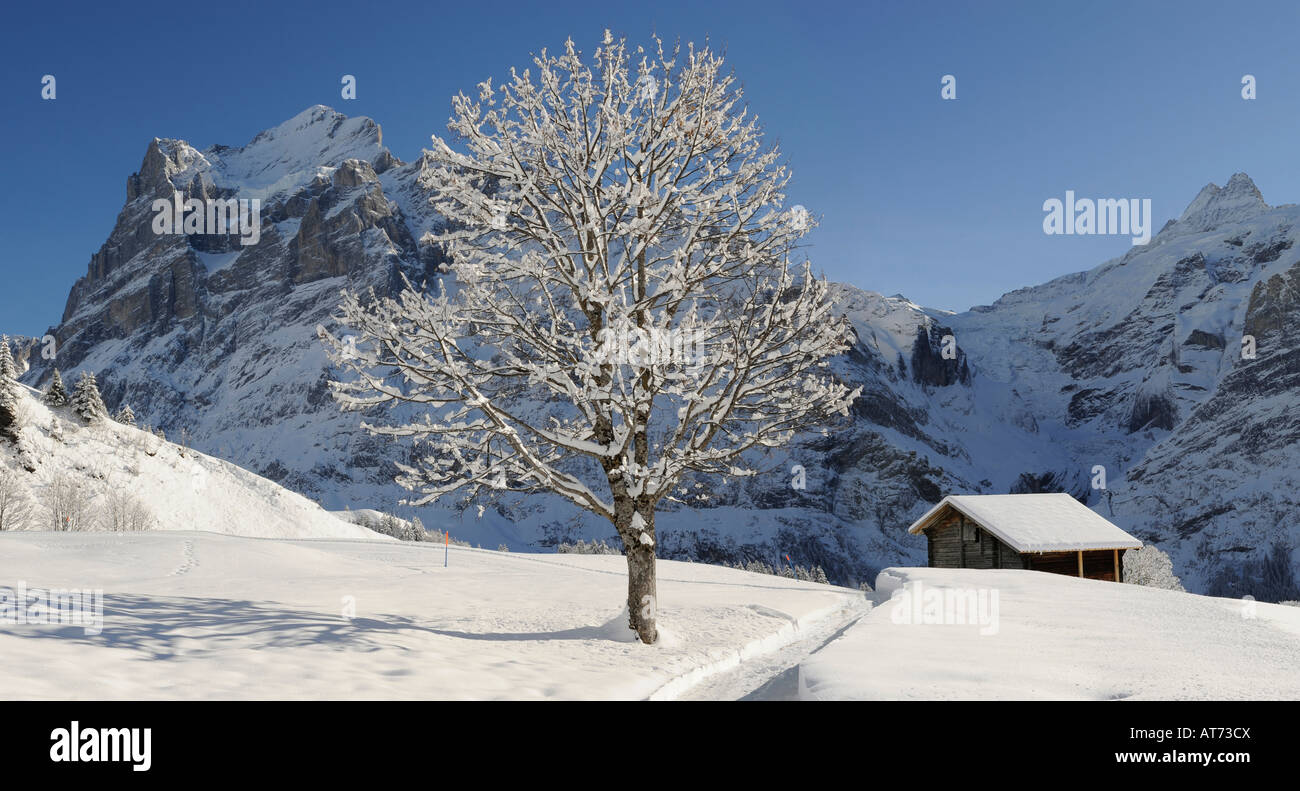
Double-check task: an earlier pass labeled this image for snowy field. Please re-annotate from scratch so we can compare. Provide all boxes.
[0,531,865,700]
[799,567,1300,700]
[5,533,1299,700]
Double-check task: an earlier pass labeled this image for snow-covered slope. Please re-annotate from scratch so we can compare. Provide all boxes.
[13,102,1299,594]
[799,567,1300,700]
[0,530,863,699]
[0,385,382,540]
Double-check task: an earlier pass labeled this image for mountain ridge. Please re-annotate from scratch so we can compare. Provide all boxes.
[13,106,1299,594]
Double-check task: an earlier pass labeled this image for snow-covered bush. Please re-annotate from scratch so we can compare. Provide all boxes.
[85,458,111,481]
[497,543,510,552]
[136,425,161,456]
[102,488,155,532]
[1123,545,1185,591]
[0,465,35,531]
[45,472,93,531]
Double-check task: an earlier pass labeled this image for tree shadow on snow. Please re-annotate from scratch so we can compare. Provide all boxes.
[4,593,639,657]
[5,593,446,660]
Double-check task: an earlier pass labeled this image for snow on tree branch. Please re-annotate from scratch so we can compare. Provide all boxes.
[318,29,860,531]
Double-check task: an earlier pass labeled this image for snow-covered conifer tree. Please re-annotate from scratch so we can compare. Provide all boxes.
[115,403,137,427]
[320,32,859,643]
[71,370,108,422]
[407,515,428,542]
[44,368,69,407]
[0,337,21,440]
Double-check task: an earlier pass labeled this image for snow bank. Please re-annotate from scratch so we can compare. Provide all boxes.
[798,567,1300,700]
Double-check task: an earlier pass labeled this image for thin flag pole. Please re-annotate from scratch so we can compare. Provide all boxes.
[444,530,449,567]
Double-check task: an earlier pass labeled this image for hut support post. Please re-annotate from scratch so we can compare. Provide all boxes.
[1077,551,1084,578]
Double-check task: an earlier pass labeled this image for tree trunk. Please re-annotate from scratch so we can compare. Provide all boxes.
[625,537,658,644]
[617,500,658,645]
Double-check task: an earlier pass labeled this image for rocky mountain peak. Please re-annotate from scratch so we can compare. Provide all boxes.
[1175,172,1269,233]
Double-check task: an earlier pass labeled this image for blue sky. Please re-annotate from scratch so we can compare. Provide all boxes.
[3,0,1299,335]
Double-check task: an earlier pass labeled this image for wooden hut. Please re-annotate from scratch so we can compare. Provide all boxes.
[907,493,1141,582]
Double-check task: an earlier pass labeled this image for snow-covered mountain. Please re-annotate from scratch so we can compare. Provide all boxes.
[942,173,1300,596]
[16,105,1299,594]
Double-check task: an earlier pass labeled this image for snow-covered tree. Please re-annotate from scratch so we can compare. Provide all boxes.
[406,515,428,542]
[45,472,92,531]
[0,336,20,440]
[102,488,155,532]
[320,32,859,643]
[0,466,35,531]
[115,403,137,427]
[43,369,69,407]
[1123,544,1185,591]
[71,370,108,422]
[558,538,621,555]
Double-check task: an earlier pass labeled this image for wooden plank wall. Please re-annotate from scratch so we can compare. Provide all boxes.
[924,509,1025,570]
[924,511,965,568]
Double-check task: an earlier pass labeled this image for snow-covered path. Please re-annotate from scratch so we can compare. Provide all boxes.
[0,531,865,700]
[674,600,871,700]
